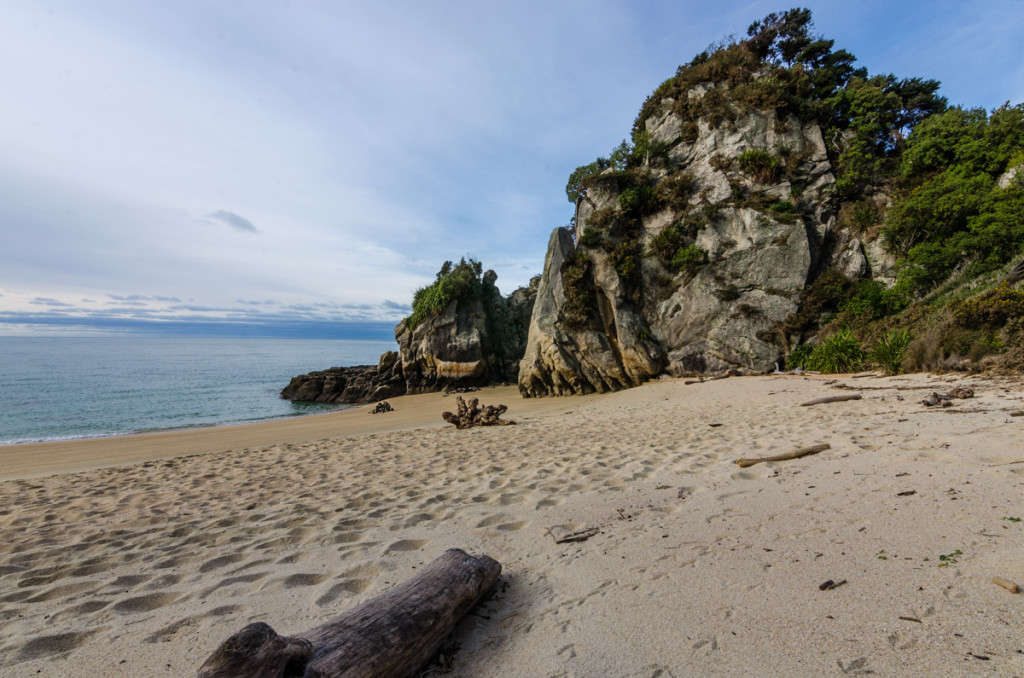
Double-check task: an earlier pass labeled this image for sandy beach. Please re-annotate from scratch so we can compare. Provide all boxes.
[2,374,1023,676]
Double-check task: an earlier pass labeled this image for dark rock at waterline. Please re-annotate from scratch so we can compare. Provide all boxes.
[280,351,406,404]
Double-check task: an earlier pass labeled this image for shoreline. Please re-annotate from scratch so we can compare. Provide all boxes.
[0,385,580,481]
[0,402,356,451]
[2,373,1023,676]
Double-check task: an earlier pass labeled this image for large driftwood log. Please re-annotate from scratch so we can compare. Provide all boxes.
[442,396,515,429]
[197,549,501,678]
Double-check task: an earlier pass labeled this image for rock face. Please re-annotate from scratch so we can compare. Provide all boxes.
[282,274,535,404]
[397,271,534,393]
[520,91,861,396]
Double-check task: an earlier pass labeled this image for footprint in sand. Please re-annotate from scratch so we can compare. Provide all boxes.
[202,572,269,597]
[334,531,365,543]
[315,579,374,607]
[385,539,428,553]
[107,574,150,590]
[112,591,180,614]
[146,605,243,643]
[475,513,513,528]
[281,572,331,589]
[25,581,96,603]
[16,630,97,662]
[199,554,246,573]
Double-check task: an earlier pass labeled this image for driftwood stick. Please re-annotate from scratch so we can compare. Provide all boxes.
[800,394,862,407]
[197,549,501,678]
[736,443,831,468]
[993,576,1020,593]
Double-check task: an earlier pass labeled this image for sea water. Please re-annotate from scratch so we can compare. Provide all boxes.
[0,337,395,445]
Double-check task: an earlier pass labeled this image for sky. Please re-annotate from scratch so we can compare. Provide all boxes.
[1,0,1021,338]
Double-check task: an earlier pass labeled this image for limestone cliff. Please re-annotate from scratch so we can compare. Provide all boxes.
[520,91,863,396]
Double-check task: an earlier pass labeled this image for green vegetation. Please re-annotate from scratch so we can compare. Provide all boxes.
[562,250,595,329]
[407,258,484,329]
[937,549,963,567]
[558,7,1023,372]
[785,344,813,370]
[871,328,913,375]
[670,244,708,275]
[952,283,1024,328]
[804,329,865,373]
[737,148,780,183]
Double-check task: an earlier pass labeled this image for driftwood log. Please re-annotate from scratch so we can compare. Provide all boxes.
[735,443,831,468]
[197,549,501,678]
[442,396,514,429]
[800,394,862,407]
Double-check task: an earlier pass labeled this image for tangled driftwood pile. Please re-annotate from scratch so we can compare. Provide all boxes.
[442,396,515,429]
[370,401,394,414]
[922,387,975,407]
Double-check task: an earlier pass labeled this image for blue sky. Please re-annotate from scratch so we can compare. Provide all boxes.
[1,1,1021,337]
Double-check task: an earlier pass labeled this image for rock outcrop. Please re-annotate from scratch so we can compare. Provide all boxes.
[280,351,405,404]
[520,90,863,396]
[282,272,535,404]
[397,270,533,393]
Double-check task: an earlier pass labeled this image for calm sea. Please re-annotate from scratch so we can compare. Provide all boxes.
[0,337,395,445]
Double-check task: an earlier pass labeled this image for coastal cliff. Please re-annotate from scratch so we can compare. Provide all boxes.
[519,94,845,396]
[519,8,1024,393]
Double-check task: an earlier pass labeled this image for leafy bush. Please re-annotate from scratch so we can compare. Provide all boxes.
[650,218,701,264]
[737,148,780,183]
[564,139,634,203]
[609,239,642,281]
[881,104,1024,297]
[871,328,913,374]
[952,283,1024,328]
[805,329,865,373]
[670,244,708,274]
[786,344,814,370]
[658,172,696,212]
[839,279,909,319]
[407,258,484,328]
[579,227,603,248]
[618,185,660,215]
[562,251,594,328]
[769,200,796,214]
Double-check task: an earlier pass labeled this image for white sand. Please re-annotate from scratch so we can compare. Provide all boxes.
[1,374,1023,676]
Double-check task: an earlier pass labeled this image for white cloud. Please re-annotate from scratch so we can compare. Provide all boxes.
[0,0,1020,335]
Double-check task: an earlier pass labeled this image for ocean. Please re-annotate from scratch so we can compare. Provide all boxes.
[0,336,395,445]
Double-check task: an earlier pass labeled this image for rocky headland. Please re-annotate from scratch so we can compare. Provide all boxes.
[286,9,1024,404]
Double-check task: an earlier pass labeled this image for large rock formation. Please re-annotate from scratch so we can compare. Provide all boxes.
[520,90,859,396]
[396,270,530,393]
[282,272,535,404]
